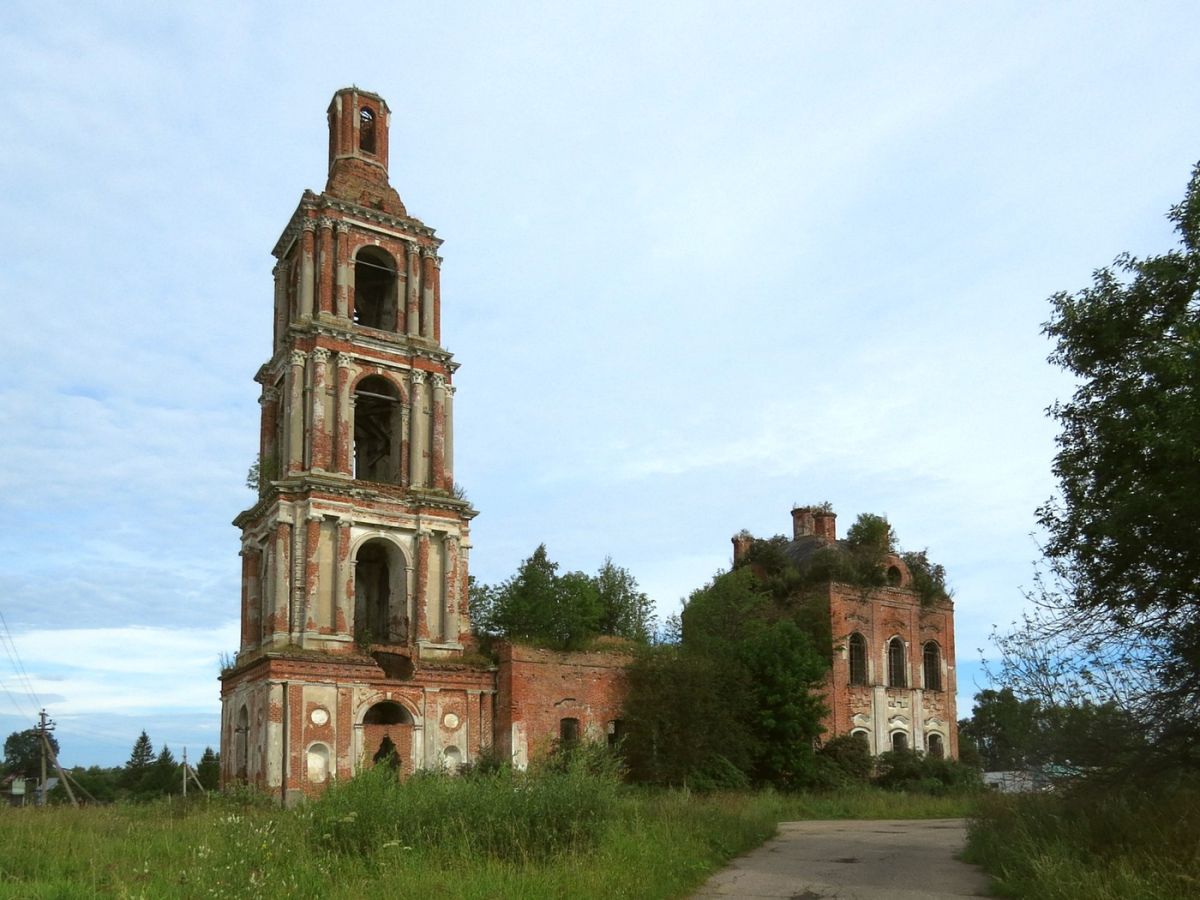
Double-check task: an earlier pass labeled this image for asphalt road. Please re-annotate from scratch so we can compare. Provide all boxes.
[691,818,990,899]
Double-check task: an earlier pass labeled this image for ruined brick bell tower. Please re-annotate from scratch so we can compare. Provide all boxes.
[220,88,492,802]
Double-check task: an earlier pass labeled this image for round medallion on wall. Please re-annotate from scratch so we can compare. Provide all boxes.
[442,712,460,729]
[310,707,330,726]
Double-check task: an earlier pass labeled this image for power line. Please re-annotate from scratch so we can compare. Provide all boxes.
[0,609,41,711]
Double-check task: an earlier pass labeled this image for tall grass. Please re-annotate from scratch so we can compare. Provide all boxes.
[965,775,1200,900]
[0,771,977,899]
[310,755,619,861]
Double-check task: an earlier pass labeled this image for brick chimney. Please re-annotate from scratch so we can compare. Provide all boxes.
[813,509,837,542]
[732,533,753,565]
[791,507,815,539]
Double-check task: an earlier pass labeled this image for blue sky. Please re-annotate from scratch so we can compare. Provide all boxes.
[2,1,1198,767]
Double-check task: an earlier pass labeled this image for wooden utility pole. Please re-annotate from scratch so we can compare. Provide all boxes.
[38,709,47,802]
[35,710,78,808]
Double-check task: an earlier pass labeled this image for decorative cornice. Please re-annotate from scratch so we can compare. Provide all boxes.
[318,197,440,240]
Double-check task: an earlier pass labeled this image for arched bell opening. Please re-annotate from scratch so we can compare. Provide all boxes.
[353,375,403,483]
[353,538,408,645]
[352,247,397,331]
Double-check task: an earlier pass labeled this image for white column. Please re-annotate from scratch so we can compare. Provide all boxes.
[408,369,427,487]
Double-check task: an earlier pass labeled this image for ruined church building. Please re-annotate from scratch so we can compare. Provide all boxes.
[220,88,956,800]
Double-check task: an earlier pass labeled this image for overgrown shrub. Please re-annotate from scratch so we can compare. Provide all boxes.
[308,754,619,861]
[818,735,874,783]
[873,749,981,795]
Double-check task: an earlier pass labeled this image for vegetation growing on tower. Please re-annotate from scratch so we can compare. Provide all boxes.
[737,510,951,607]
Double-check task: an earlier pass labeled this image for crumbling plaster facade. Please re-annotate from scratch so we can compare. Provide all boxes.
[219,89,627,803]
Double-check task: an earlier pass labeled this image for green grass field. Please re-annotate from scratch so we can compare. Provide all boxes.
[0,777,974,899]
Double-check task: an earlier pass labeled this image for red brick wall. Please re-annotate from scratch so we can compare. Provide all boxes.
[824,579,958,757]
[495,642,630,763]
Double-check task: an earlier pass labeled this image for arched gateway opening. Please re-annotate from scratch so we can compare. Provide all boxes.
[362,700,414,775]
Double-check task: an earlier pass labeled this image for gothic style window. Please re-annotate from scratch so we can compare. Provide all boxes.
[353,247,398,331]
[923,642,942,691]
[888,637,907,688]
[359,107,377,154]
[848,633,868,685]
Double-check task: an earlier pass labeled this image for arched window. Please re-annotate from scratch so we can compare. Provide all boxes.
[927,733,944,759]
[353,247,398,331]
[442,746,462,772]
[353,375,403,483]
[923,642,942,691]
[887,565,903,586]
[891,732,908,752]
[560,717,580,745]
[359,107,377,154]
[851,729,870,749]
[888,637,907,688]
[848,633,868,685]
[354,539,407,644]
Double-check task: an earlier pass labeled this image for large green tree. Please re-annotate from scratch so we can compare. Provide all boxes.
[120,731,155,795]
[1030,163,1200,762]
[196,747,220,791]
[471,546,654,649]
[958,688,1042,771]
[623,566,829,789]
[3,729,59,780]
